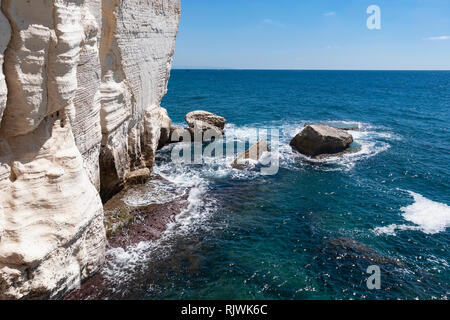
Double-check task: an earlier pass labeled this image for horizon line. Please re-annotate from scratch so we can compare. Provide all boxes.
[172,67,450,71]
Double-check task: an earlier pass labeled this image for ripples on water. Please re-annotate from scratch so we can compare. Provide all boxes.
[101,71,449,300]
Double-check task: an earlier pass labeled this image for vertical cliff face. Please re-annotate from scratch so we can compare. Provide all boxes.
[0,0,180,299]
[0,0,8,122]
[98,0,177,200]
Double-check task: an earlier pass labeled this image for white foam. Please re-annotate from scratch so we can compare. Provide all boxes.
[103,240,159,280]
[373,224,420,236]
[225,123,265,143]
[102,150,216,284]
[374,191,450,235]
[102,184,214,285]
[123,179,185,207]
[402,192,450,234]
[170,184,216,234]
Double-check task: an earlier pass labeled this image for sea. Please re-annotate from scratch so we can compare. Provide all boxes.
[104,70,450,300]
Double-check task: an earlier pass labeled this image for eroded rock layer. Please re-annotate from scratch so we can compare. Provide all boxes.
[0,0,180,299]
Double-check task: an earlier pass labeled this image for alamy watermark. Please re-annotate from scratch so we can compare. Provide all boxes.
[366,265,381,290]
[170,127,280,175]
[367,5,381,30]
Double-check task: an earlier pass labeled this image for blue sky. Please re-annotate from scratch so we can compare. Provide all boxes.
[172,0,450,70]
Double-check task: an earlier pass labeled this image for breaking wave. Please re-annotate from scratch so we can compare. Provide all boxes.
[374,191,450,235]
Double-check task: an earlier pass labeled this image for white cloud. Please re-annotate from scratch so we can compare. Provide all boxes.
[262,19,286,28]
[425,36,450,41]
[323,12,336,17]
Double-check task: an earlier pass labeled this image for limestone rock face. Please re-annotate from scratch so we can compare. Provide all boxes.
[0,0,180,299]
[0,0,9,123]
[290,124,353,158]
[98,0,180,200]
[158,107,172,149]
[232,140,271,169]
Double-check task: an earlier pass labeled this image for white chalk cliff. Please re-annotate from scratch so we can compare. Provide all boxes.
[0,0,180,299]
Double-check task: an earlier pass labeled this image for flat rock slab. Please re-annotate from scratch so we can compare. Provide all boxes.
[232,140,271,169]
[290,124,353,158]
[124,168,151,186]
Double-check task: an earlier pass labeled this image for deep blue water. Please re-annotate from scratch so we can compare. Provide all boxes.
[109,70,450,300]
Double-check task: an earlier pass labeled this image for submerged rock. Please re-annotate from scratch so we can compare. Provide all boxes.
[103,174,188,239]
[323,237,404,267]
[232,140,271,169]
[185,110,226,135]
[290,124,353,158]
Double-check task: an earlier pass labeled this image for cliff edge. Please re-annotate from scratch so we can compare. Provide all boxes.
[0,0,180,299]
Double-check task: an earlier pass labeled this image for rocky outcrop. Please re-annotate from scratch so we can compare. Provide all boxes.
[98,0,180,200]
[158,108,172,149]
[290,124,353,158]
[186,110,226,135]
[0,0,180,299]
[232,140,270,169]
[169,125,189,143]
[124,168,151,186]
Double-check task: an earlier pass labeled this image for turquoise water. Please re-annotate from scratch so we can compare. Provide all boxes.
[108,70,450,300]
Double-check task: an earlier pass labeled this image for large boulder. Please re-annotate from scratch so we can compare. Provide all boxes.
[290,124,353,158]
[232,140,271,169]
[185,110,226,134]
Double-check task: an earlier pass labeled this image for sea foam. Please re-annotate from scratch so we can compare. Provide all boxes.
[375,191,450,235]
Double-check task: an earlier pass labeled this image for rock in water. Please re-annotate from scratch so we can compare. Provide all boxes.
[323,238,404,267]
[185,110,226,134]
[290,124,353,158]
[232,140,271,169]
[125,168,151,186]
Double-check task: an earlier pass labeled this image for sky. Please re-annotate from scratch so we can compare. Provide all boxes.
[172,0,450,70]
